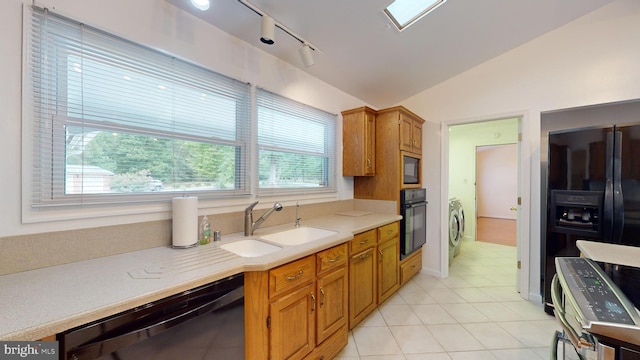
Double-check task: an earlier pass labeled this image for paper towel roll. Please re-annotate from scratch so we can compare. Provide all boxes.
[172,196,198,248]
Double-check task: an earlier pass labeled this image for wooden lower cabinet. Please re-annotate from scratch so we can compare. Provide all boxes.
[244,222,415,358]
[377,237,399,304]
[400,248,423,285]
[316,266,348,343]
[270,282,316,360]
[245,245,348,360]
[304,324,348,360]
[348,234,377,329]
[377,222,400,304]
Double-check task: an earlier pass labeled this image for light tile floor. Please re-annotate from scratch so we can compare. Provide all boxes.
[336,239,578,360]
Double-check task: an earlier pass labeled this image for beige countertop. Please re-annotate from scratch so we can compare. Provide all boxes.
[0,212,400,341]
[577,240,640,268]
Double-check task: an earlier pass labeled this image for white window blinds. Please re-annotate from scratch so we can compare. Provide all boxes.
[256,88,336,195]
[29,7,251,206]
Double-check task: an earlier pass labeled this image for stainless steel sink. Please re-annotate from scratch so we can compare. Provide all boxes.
[220,239,282,257]
[260,227,337,246]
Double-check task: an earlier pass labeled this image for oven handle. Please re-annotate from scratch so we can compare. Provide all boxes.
[550,274,585,350]
[403,201,427,209]
[66,286,244,359]
[550,330,560,360]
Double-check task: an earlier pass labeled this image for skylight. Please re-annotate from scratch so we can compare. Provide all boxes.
[384,0,446,31]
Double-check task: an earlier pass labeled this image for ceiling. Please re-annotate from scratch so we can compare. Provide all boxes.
[166,0,614,108]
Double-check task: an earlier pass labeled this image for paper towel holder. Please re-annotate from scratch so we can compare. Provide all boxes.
[172,196,199,249]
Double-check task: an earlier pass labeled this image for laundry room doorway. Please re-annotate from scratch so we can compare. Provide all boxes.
[447,117,523,294]
[475,144,518,247]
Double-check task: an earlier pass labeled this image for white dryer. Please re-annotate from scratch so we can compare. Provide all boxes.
[450,198,465,256]
[448,199,461,264]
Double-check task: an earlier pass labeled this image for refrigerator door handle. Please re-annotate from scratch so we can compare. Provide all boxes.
[603,131,614,243]
[612,130,624,243]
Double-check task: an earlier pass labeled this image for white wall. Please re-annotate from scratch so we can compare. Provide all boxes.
[403,0,640,300]
[0,0,367,237]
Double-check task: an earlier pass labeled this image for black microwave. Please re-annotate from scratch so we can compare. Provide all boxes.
[403,153,420,185]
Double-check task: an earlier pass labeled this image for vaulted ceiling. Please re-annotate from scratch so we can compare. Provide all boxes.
[166,0,614,108]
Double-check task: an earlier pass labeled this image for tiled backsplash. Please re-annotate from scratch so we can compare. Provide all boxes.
[0,199,397,276]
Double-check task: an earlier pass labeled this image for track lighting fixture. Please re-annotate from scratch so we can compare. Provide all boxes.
[299,44,314,67]
[260,15,275,45]
[237,0,321,66]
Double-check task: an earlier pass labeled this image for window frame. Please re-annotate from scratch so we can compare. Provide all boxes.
[28,6,252,208]
[255,88,337,196]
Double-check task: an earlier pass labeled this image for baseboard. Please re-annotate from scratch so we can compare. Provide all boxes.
[528,292,543,304]
[477,216,517,220]
[419,267,441,279]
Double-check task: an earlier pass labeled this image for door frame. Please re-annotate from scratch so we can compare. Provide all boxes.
[441,114,530,301]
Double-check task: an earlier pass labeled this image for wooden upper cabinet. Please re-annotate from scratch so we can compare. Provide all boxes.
[342,107,376,176]
[399,111,424,154]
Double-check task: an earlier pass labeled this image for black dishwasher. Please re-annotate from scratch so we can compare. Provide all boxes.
[58,273,244,360]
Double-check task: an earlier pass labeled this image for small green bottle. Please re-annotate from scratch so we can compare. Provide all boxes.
[200,215,211,245]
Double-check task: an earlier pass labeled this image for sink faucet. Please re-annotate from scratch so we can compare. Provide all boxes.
[244,201,283,236]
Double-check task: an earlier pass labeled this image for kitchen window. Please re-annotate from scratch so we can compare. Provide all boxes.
[26,7,336,209]
[29,7,251,206]
[256,88,336,195]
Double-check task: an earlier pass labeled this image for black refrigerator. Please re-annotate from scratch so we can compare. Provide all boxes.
[543,123,640,313]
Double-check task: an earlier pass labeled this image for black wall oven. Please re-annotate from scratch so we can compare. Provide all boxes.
[400,188,427,259]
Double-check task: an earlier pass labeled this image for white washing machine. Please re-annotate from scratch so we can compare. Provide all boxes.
[448,199,461,264]
[450,198,465,256]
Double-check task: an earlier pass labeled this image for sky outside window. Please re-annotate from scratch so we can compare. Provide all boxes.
[384,0,445,31]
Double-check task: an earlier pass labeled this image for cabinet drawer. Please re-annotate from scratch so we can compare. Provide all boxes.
[270,255,315,298]
[378,222,399,243]
[317,243,347,275]
[349,229,376,254]
[400,249,422,285]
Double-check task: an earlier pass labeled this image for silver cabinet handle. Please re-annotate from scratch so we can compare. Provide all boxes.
[359,239,369,245]
[320,288,325,307]
[328,255,341,263]
[311,293,316,312]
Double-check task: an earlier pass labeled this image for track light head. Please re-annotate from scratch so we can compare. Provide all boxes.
[299,44,315,67]
[190,0,210,11]
[260,15,275,45]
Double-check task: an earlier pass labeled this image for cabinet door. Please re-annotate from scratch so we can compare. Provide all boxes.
[412,120,422,153]
[270,283,316,360]
[399,113,423,154]
[377,237,399,304]
[363,110,376,175]
[348,248,377,329]
[399,114,414,153]
[316,266,347,344]
[342,107,376,176]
